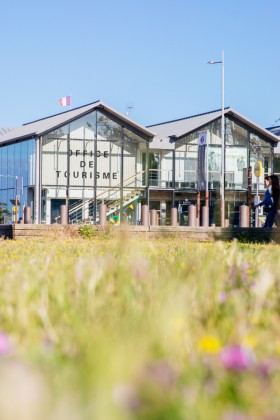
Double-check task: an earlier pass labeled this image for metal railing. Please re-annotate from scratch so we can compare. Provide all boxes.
[53,170,145,223]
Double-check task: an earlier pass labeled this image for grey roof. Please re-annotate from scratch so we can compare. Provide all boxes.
[148,108,280,149]
[0,128,14,136]
[0,100,155,145]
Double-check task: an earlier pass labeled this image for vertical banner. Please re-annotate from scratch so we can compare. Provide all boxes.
[197,131,207,191]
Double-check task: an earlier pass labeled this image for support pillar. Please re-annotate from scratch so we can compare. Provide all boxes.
[24,207,31,224]
[202,206,209,227]
[99,203,107,226]
[188,205,196,227]
[150,209,157,226]
[171,207,178,226]
[141,204,149,226]
[60,205,68,225]
[239,205,249,227]
[196,191,200,225]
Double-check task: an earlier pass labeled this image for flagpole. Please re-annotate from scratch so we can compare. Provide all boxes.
[69,93,72,110]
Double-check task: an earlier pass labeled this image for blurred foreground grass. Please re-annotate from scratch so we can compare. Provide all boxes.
[0,237,280,420]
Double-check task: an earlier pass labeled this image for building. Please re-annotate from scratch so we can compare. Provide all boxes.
[0,100,279,226]
[266,125,280,178]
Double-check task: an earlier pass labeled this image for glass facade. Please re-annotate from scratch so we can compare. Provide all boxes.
[171,117,275,226]
[0,139,35,223]
[0,108,276,227]
[41,110,148,223]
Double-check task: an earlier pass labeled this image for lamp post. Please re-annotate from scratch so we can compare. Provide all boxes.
[208,50,225,227]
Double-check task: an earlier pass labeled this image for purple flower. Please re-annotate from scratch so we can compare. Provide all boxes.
[220,345,253,372]
[0,332,12,355]
[254,359,278,379]
[143,360,178,388]
[218,291,227,303]
[240,263,249,282]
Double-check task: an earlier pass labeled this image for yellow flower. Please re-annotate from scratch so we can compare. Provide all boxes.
[275,341,280,356]
[243,335,258,349]
[197,336,222,354]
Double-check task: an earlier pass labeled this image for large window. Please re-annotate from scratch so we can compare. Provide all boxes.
[0,139,35,223]
[41,110,148,223]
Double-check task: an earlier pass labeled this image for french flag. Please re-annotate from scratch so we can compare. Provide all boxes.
[59,96,71,106]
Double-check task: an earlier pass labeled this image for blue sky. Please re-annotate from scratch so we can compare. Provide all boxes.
[1,0,280,129]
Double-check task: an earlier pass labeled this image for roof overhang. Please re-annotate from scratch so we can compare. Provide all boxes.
[0,100,155,146]
[167,108,280,146]
[225,109,280,146]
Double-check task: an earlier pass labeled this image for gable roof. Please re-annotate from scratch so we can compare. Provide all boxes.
[148,108,280,148]
[0,100,155,145]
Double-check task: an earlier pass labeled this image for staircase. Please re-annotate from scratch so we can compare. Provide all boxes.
[52,171,145,224]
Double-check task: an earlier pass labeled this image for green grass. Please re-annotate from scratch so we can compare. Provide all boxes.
[0,237,280,419]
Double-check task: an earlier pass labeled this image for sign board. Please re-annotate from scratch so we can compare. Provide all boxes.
[254,161,263,178]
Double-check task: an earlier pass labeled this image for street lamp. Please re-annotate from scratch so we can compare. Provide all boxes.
[208,50,225,227]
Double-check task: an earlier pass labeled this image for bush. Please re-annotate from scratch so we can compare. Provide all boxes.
[79,223,96,239]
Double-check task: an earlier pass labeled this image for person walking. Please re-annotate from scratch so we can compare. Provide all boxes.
[254,176,274,227]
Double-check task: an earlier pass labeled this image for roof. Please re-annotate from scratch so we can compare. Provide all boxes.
[148,108,280,149]
[0,128,14,136]
[0,100,155,145]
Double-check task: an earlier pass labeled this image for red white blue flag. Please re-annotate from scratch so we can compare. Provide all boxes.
[59,96,71,106]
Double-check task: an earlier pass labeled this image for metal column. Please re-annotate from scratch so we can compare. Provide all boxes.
[34,137,42,224]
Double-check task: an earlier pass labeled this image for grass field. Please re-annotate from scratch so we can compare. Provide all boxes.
[0,236,280,420]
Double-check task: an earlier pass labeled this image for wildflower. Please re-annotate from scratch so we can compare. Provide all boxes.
[218,291,227,303]
[112,383,140,411]
[197,336,222,354]
[240,262,250,282]
[254,359,277,379]
[0,332,12,355]
[143,360,178,387]
[220,344,254,372]
[242,335,257,349]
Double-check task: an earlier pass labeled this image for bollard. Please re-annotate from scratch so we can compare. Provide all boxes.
[224,219,229,227]
[202,206,209,227]
[171,207,178,226]
[24,206,31,224]
[99,203,107,226]
[150,209,157,226]
[60,205,68,225]
[141,204,149,226]
[239,205,249,227]
[188,205,196,227]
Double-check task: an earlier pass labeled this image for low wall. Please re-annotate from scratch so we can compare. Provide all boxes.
[2,224,279,243]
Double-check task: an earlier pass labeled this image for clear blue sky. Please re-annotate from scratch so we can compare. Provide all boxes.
[1,0,280,129]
